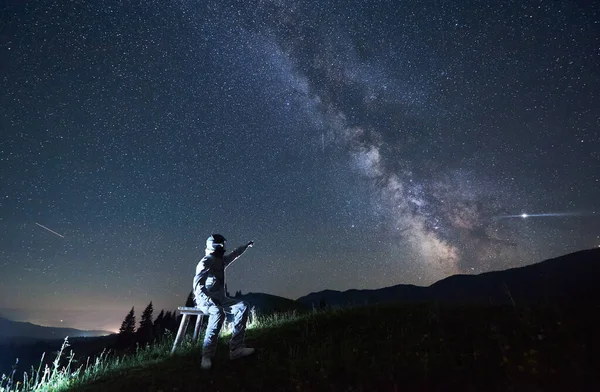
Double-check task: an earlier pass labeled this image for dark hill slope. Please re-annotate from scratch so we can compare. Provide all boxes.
[298,248,600,307]
[70,301,600,392]
[429,248,600,305]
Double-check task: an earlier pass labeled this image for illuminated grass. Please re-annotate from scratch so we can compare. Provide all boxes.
[1,303,597,391]
[0,307,305,392]
[0,334,179,392]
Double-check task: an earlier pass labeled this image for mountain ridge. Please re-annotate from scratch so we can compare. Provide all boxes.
[0,316,114,342]
[296,248,600,307]
[3,248,597,342]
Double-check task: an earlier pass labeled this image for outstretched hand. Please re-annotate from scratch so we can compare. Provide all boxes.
[247,240,255,248]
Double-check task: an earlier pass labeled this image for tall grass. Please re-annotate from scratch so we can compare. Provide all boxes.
[4,302,588,392]
[0,329,178,391]
[0,335,179,392]
[0,307,304,392]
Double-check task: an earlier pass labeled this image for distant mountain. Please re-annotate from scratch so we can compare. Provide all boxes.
[0,317,114,343]
[236,292,308,314]
[297,248,600,308]
[297,285,428,309]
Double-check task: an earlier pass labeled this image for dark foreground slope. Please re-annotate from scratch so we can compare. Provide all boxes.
[298,248,600,307]
[70,301,599,392]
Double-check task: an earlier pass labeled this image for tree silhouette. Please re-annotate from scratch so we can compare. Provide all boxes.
[119,307,136,334]
[117,306,136,347]
[234,290,242,298]
[163,310,178,333]
[185,291,196,307]
[137,301,154,343]
[153,309,165,340]
[164,310,173,329]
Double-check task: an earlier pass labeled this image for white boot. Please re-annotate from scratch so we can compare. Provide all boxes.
[229,346,255,360]
[201,356,212,370]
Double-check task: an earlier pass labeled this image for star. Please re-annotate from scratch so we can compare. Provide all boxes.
[0,0,597,331]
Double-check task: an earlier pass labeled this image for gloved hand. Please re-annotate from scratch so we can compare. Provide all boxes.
[247,240,254,247]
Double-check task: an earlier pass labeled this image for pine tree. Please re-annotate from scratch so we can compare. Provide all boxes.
[119,307,136,335]
[137,301,154,343]
[117,306,136,347]
[153,310,165,340]
[164,310,173,328]
[185,291,196,307]
[163,310,177,333]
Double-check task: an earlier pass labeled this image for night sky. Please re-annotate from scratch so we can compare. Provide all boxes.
[1,0,598,333]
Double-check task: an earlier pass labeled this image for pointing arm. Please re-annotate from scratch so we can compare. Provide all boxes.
[224,241,254,268]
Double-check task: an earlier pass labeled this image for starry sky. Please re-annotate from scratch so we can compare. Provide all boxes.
[1,0,598,332]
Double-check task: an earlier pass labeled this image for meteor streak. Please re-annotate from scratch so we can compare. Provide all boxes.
[494,212,590,219]
[35,222,65,238]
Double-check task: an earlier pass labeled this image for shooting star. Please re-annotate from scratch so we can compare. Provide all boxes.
[35,222,65,238]
[493,212,593,220]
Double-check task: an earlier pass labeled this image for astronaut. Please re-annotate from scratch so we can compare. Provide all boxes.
[193,234,255,370]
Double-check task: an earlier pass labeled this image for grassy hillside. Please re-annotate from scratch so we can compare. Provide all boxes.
[2,301,598,392]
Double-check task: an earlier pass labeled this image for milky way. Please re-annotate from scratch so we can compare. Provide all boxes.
[0,0,598,330]
[219,0,598,281]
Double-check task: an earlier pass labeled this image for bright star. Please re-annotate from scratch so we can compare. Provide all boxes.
[494,211,589,220]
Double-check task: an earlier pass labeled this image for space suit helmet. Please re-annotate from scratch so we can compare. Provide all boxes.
[206,234,227,251]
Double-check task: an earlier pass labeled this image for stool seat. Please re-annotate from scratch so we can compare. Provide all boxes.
[170,306,208,354]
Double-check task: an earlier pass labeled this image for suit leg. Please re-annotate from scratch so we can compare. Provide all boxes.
[221,298,249,351]
[202,304,225,358]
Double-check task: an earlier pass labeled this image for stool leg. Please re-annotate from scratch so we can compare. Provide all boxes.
[171,314,189,355]
[193,314,204,341]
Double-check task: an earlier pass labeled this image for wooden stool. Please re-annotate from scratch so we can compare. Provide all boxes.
[170,306,208,355]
